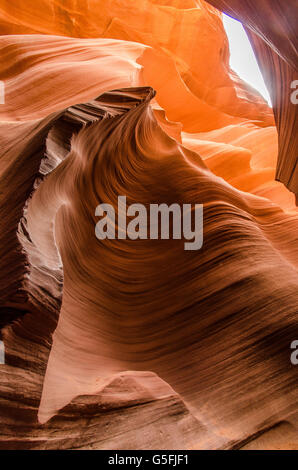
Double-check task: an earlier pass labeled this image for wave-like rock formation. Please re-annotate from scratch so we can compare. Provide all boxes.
[0,0,297,450]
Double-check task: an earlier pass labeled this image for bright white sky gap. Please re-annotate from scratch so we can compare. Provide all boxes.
[223,14,271,106]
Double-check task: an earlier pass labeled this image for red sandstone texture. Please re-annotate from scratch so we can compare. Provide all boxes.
[0,0,297,450]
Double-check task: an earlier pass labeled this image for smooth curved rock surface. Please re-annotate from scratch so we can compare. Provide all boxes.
[0,0,297,450]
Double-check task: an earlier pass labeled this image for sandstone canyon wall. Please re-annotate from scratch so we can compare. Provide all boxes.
[0,0,297,450]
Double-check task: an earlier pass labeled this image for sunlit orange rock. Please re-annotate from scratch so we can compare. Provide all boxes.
[0,0,297,451]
